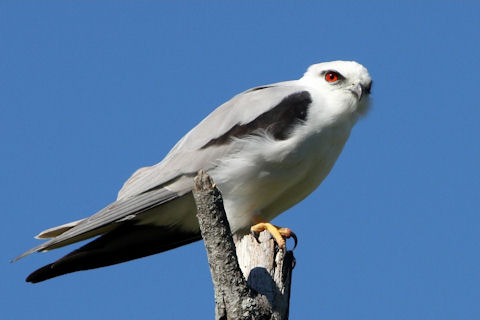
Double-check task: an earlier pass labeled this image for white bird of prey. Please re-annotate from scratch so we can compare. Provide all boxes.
[15,60,372,283]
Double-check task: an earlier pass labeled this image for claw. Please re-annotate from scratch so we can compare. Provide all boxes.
[277,227,298,250]
[250,222,298,250]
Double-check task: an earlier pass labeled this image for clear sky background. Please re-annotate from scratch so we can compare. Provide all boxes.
[1,2,479,319]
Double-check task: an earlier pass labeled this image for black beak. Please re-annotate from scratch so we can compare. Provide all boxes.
[364,80,372,95]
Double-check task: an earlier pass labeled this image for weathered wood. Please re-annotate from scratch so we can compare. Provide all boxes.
[234,233,295,319]
[193,171,294,320]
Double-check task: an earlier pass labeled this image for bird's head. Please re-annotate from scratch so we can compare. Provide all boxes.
[301,60,372,117]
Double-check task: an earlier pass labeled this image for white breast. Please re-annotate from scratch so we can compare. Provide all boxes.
[210,119,353,233]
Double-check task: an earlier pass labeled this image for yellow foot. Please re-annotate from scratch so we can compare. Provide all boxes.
[250,222,298,249]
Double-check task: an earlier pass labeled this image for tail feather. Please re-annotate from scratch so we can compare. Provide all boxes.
[26,223,201,283]
[35,218,87,239]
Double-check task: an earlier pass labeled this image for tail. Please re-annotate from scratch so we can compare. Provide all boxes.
[26,222,201,283]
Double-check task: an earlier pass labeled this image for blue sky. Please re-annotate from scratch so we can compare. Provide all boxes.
[1,2,479,319]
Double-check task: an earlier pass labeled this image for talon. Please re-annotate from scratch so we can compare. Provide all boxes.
[250,222,297,250]
[277,227,298,250]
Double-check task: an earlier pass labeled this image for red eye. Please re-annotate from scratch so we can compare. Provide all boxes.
[325,72,339,83]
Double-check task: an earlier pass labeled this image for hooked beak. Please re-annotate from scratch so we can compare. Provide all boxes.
[349,81,372,100]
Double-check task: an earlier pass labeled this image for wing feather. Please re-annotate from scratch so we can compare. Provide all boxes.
[13,187,183,262]
[117,82,305,200]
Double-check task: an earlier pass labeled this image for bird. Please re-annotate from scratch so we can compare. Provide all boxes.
[14,60,372,283]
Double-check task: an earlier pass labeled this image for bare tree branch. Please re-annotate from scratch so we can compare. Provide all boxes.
[235,233,295,319]
[193,171,295,320]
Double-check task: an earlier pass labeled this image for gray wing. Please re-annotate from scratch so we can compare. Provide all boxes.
[15,80,311,263]
[117,81,307,200]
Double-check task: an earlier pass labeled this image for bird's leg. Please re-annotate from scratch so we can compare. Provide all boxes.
[250,219,297,249]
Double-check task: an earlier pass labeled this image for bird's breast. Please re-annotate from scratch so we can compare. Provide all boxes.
[212,122,352,233]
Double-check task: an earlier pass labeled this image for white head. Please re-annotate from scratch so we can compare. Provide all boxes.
[301,61,372,116]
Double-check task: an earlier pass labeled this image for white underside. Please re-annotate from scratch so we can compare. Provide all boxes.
[210,119,352,233]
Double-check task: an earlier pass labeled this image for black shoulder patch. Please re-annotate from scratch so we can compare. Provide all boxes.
[202,91,312,149]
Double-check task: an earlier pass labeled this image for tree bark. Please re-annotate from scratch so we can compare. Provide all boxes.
[193,171,295,320]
